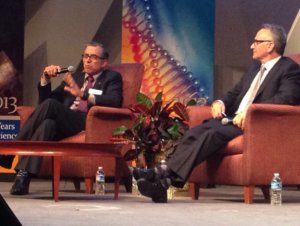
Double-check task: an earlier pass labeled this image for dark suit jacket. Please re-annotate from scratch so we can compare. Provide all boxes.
[221,57,300,117]
[37,69,123,111]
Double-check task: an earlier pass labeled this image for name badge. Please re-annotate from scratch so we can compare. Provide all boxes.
[88,88,103,95]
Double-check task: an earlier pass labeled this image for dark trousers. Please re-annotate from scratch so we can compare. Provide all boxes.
[14,99,86,174]
[167,118,243,187]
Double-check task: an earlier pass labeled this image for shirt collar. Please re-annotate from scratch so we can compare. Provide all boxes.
[262,56,281,72]
[84,71,103,81]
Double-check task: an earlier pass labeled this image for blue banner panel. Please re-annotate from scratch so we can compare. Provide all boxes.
[0,116,20,140]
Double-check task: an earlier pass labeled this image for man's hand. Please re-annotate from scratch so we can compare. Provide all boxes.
[233,112,246,129]
[42,65,62,79]
[211,100,226,119]
[63,73,83,98]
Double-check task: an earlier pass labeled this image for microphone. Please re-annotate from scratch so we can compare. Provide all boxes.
[57,66,75,74]
[221,117,233,125]
[44,66,75,76]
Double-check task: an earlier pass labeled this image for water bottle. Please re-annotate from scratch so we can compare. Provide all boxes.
[270,173,282,205]
[95,166,105,195]
[132,175,140,196]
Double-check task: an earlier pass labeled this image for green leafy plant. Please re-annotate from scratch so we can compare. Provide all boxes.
[113,91,196,167]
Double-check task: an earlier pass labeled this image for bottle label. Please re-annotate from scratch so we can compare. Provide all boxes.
[99,174,105,182]
[271,182,282,189]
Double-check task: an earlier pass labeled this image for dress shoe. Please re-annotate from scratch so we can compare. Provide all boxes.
[132,168,155,181]
[10,170,30,195]
[133,165,170,182]
[137,178,170,203]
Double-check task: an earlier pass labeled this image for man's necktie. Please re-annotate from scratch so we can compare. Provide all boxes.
[237,65,266,113]
[77,75,95,112]
[248,65,265,101]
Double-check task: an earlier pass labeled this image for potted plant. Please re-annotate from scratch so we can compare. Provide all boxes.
[113,91,196,168]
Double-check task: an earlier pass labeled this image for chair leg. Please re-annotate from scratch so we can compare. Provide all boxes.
[259,186,270,200]
[73,179,81,192]
[123,176,132,193]
[84,177,94,194]
[244,185,254,204]
[189,182,200,200]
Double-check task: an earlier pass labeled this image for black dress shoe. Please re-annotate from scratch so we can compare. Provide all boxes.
[10,170,30,195]
[133,165,170,182]
[132,168,155,181]
[137,178,170,203]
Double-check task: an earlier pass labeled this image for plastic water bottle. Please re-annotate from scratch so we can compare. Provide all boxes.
[95,166,105,195]
[130,160,140,196]
[132,175,140,196]
[270,173,282,205]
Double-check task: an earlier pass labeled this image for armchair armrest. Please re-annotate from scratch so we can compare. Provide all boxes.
[242,104,300,184]
[85,106,133,143]
[16,105,134,144]
[16,106,35,127]
[187,105,211,127]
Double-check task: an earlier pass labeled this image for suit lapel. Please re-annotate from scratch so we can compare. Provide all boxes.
[93,70,108,89]
[256,58,283,96]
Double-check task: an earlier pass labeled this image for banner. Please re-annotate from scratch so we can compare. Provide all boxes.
[122,0,214,103]
[0,1,24,173]
[0,1,24,131]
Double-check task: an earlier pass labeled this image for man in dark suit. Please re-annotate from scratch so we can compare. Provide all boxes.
[0,41,123,195]
[134,23,300,203]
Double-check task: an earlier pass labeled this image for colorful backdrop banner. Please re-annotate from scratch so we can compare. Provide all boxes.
[122,0,214,103]
[0,1,24,173]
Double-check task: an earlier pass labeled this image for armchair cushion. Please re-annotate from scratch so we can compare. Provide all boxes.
[220,135,243,156]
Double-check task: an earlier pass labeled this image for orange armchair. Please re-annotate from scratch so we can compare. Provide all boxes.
[16,63,144,193]
[187,104,300,203]
[188,55,300,204]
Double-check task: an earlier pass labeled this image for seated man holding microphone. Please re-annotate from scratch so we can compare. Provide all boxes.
[0,41,123,195]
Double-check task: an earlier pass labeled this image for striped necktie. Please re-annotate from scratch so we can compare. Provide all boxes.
[77,75,95,112]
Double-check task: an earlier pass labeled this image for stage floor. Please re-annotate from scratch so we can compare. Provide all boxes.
[1,179,300,226]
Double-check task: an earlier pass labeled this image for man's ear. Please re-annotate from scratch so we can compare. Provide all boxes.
[268,42,275,53]
[102,60,109,68]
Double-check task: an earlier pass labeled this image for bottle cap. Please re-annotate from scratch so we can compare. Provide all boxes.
[98,166,103,170]
[274,173,279,176]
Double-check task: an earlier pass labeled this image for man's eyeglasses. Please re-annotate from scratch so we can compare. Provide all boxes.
[82,54,106,61]
[253,39,272,46]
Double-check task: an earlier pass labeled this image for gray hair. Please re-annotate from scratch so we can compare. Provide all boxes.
[85,41,109,59]
[261,23,287,55]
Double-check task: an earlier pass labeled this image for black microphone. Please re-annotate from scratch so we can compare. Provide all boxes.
[221,117,233,125]
[44,66,75,76]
